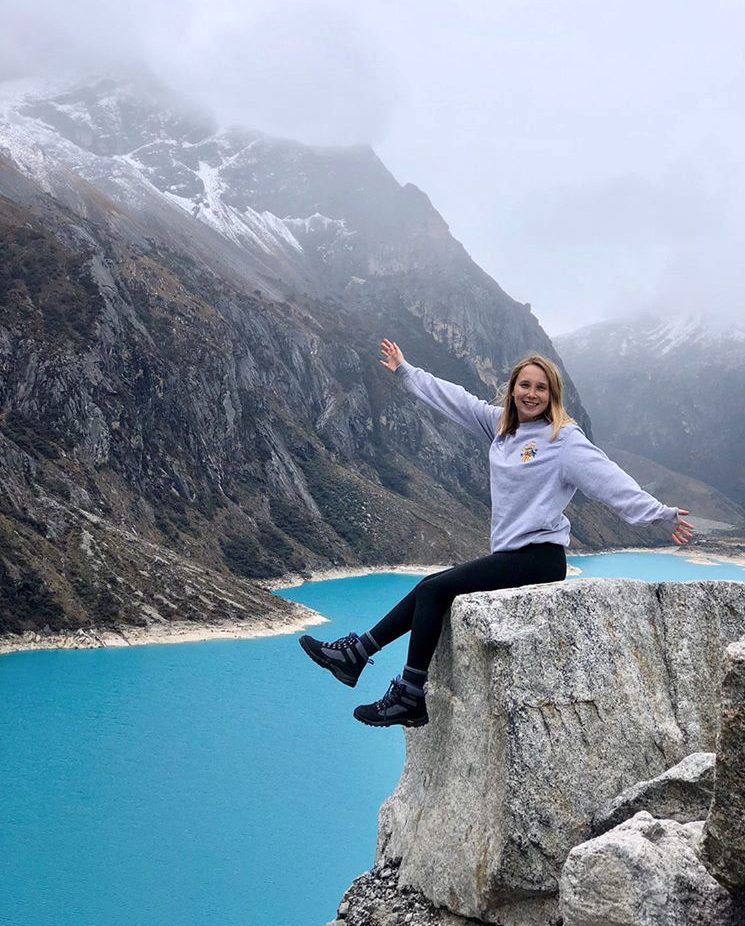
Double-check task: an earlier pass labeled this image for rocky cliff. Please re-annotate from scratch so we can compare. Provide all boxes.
[331,579,745,926]
[0,77,671,637]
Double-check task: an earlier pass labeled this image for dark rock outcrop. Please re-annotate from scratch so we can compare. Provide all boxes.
[327,860,484,926]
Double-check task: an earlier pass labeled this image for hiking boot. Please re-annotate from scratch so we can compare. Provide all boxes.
[353,676,428,728]
[298,631,373,688]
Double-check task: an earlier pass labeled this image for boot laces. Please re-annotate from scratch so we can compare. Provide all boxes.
[325,632,374,664]
[377,676,406,710]
[326,631,359,650]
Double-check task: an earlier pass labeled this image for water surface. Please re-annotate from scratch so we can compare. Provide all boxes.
[2,552,743,926]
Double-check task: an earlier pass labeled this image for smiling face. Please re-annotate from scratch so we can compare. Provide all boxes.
[512,363,551,422]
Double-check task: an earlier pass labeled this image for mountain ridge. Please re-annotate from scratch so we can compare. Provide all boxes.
[556,313,745,510]
[0,76,675,636]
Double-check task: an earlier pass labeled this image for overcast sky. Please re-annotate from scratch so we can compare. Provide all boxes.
[1,0,743,335]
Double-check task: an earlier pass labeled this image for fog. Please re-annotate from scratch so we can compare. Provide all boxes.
[1,0,743,335]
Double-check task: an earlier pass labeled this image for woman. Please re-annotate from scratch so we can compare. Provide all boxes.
[299,338,693,728]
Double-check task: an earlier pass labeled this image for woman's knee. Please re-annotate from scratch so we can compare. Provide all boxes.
[415,573,439,593]
[415,576,452,607]
[415,564,455,589]
[416,572,442,593]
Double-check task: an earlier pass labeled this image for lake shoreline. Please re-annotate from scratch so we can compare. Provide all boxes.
[3,545,744,657]
[0,606,329,657]
[262,561,455,590]
[570,544,745,569]
[264,545,745,589]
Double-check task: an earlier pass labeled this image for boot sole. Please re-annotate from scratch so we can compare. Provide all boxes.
[299,636,359,688]
[353,708,428,728]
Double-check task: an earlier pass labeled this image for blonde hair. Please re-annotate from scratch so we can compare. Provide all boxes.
[496,354,574,441]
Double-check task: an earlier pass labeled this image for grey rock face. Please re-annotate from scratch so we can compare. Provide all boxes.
[560,812,739,926]
[0,159,495,633]
[701,639,745,892]
[594,751,715,834]
[376,579,745,924]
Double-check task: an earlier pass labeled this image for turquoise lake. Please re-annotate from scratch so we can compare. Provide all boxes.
[2,551,745,926]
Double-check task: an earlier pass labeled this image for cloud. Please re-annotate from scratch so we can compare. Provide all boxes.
[0,0,162,80]
[0,0,743,335]
[0,0,402,146]
[165,3,402,144]
[497,144,745,332]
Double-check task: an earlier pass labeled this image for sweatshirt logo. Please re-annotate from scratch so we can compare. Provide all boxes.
[521,441,538,463]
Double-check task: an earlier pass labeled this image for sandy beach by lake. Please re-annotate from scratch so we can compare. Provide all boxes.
[3,547,743,657]
[0,603,329,657]
[263,562,454,590]
[0,562,453,656]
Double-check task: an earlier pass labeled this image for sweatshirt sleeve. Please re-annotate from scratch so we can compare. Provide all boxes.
[560,428,679,527]
[395,360,499,443]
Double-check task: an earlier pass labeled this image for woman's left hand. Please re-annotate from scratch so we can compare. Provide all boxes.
[672,509,694,545]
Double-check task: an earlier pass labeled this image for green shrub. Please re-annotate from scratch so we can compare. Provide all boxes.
[373,452,410,495]
[221,533,283,579]
[0,409,70,459]
[269,496,335,557]
[0,562,65,634]
[299,455,377,555]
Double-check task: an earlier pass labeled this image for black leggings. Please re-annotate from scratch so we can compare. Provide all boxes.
[368,543,567,672]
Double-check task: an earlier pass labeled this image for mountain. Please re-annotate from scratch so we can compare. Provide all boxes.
[0,76,670,636]
[555,314,745,510]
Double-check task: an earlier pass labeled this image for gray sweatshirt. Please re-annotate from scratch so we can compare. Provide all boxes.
[395,360,679,552]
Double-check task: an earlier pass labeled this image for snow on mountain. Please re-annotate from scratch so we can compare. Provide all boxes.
[0,76,347,277]
[562,312,745,358]
[645,313,745,354]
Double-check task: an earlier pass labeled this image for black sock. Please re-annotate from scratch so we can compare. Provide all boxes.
[402,664,427,693]
[358,631,380,658]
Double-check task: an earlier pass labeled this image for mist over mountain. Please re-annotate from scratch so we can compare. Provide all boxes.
[556,313,745,510]
[0,76,674,635]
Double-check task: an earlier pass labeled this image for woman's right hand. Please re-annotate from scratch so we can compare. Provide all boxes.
[379,338,405,372]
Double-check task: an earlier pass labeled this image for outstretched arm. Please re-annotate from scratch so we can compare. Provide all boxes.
[380,338,499,443]
[560,428,694,545]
